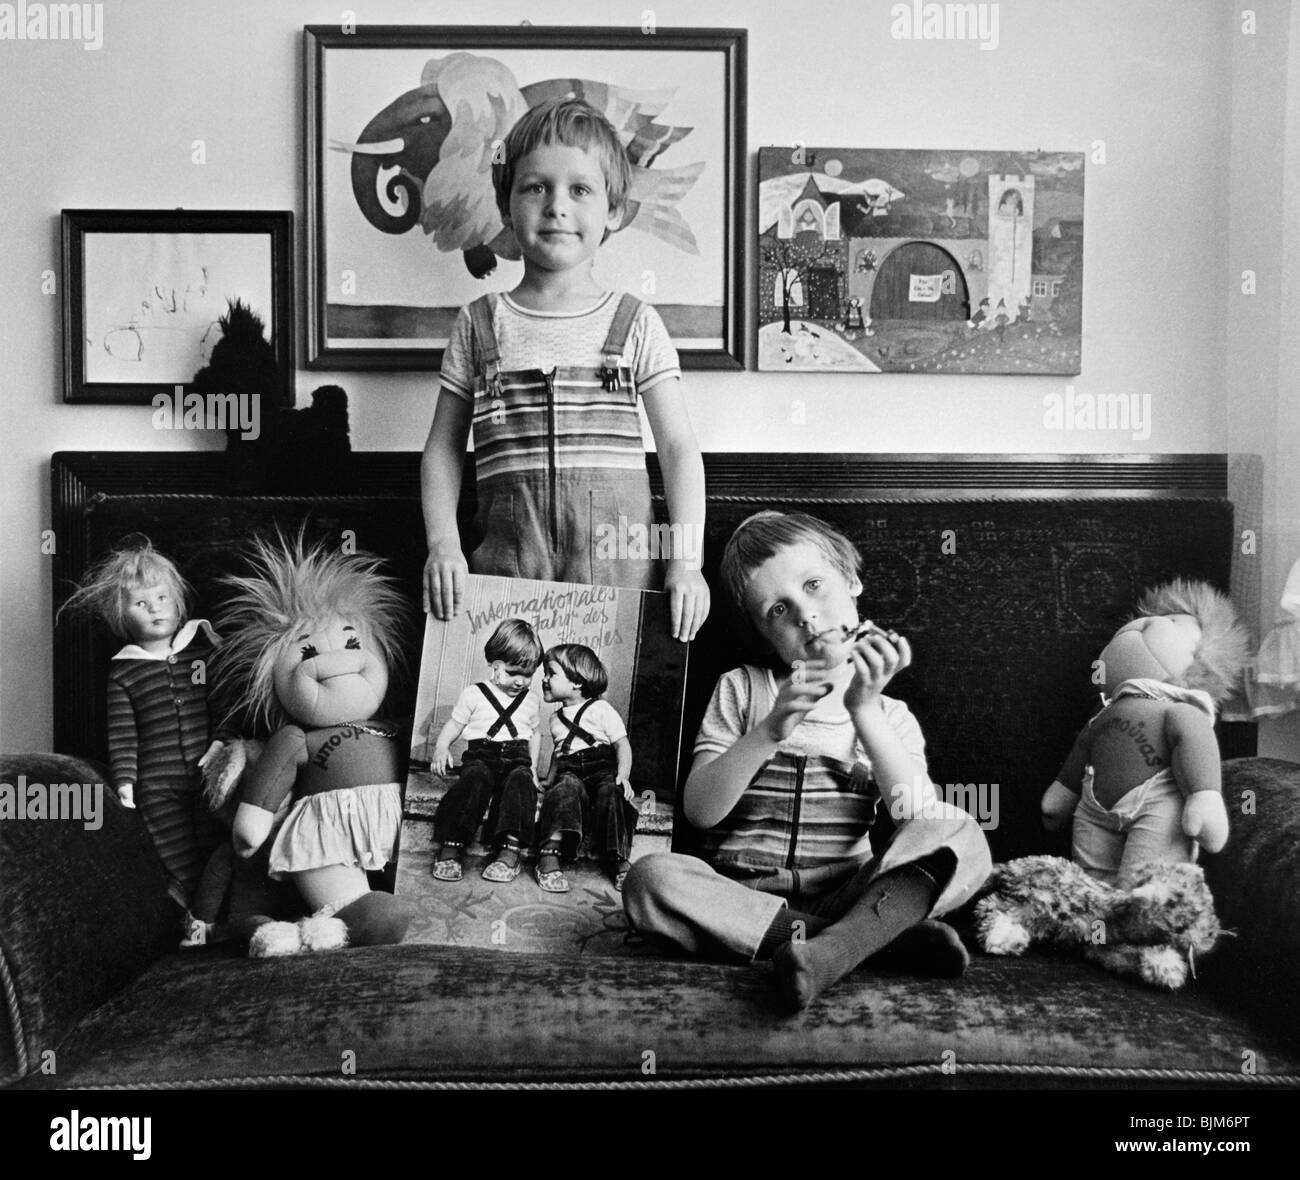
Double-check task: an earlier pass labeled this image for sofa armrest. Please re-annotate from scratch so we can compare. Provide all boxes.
[0,754,177,1085]
[1201,757,1300,1048]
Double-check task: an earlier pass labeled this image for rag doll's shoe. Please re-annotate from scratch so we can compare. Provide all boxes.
[249,921,305,958]
[536,846,570,893]
[299,912,350,952]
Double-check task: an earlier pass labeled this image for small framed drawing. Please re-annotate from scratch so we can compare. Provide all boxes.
[756,147,1084,375]
[304,24,746,370]
[61,209,294,405]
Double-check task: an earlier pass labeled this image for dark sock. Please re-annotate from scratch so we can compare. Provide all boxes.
[756,907,830,959]
[867,919,970,977]
[495,838,521,868]
[538,843,562,874]
[773,851,954,1010]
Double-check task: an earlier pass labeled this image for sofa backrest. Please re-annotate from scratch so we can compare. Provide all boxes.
[51,451,1250,863]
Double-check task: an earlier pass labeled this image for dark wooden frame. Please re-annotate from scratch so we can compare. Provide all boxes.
[61,209,295,405]
[304,24,747,371]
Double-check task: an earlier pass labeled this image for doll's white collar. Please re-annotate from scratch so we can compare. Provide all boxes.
[1105,677,1216,720]
[112,618,219,661]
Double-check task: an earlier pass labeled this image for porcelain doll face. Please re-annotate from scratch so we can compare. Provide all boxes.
[1101,613,1202,689]
[122,582,180,650]
[273,615,389,727]
[744,542,865,670]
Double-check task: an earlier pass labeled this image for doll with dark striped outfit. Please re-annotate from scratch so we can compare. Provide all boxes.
[58,539,226,914]
[536,644,637,892]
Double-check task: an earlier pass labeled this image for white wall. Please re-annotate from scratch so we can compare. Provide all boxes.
[1,0,1292,751]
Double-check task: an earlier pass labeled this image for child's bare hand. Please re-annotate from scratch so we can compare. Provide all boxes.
[197,740,224,772]
[761,661,834,743]
[424,544,468,620]
[664,563,710,642]
[117,783,136,809]
[619,778,636,804]
[843,631,912,715]
[431,744,453,778]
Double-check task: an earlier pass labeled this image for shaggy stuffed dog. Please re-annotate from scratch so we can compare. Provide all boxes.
[973,855,1222,990]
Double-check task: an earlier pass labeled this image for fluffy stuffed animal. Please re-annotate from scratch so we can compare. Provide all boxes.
[1041,580,1250,885]
[180,739,303,948]
[215,533,414,957]
[973,855,1222,990]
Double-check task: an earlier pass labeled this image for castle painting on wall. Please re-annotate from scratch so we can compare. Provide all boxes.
[757,147,1084,375]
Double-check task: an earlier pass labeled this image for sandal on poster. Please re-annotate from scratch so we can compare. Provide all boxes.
[536,844,570,893]
[432,842,464,882]
[482,838,522,883]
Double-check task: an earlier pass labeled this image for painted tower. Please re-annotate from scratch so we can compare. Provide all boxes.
[987,173,1034,322]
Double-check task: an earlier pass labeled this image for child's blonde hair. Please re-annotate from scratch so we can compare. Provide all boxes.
[57,536,190,639]
[492,98,631,234]
[213,530,409,731]
[720,511,862,618]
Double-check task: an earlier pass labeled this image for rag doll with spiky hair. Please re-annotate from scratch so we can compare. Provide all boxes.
[1042,579,1252,886]
[216,532,413,956]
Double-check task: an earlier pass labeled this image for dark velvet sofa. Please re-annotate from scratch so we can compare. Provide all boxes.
[3,451,1298,1089]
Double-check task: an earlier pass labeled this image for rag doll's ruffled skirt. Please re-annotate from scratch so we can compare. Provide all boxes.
[268,782,401,879]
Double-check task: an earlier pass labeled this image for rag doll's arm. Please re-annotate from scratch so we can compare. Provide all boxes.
[1165,703,1229,852]
[1042,726,1091,831]
[105,675,139,808]
[233,726,308,857]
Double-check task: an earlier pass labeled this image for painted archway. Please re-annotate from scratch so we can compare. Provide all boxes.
[870,242,970,321]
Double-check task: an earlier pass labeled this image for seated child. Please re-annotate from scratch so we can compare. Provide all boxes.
[536,644,637,893]
[429,619,542,883]
[624,512,993,1011]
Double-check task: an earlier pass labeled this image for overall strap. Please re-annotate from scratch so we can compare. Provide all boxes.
[467,295,502,395]
[476,681,525,739]
[557,698,598,753]
[598,293,642,392]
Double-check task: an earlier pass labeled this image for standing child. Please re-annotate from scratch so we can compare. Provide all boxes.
[536,644,637,893]
[58,538,226,911]
[421,97,709,642]
[624,512,992,1011]
[429,619,543,883]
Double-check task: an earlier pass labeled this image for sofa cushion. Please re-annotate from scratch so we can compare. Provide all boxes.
[19,942,1300,1088]
[0,754,176,1085]
[1202,758,1300,1051]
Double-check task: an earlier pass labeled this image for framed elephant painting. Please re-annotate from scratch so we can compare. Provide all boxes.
[304,25,746,370]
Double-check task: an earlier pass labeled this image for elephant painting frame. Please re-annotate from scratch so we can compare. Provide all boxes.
[304,25,747,371]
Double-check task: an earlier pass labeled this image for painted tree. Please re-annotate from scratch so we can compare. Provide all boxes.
[761,233,839,334]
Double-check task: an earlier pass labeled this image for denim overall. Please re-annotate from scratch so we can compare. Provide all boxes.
[464,293,658,590]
